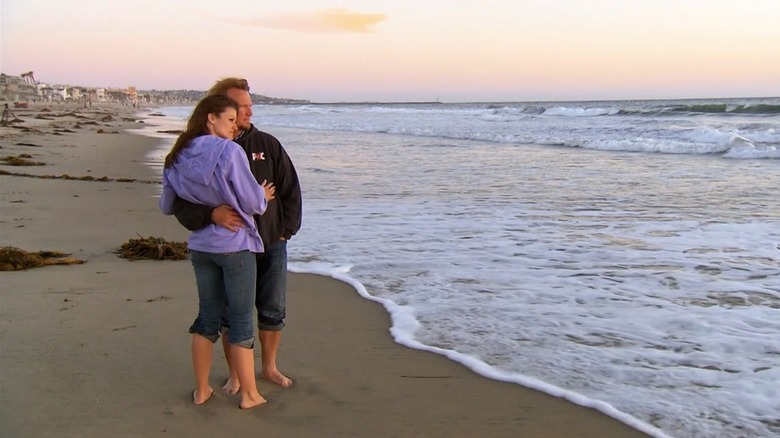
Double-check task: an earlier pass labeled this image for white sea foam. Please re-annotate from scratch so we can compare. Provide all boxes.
[543,106,620,117]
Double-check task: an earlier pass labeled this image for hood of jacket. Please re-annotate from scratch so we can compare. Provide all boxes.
[173,135,231,185]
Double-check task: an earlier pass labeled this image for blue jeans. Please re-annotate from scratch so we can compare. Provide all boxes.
[255,240,288,331]
[219,240,288,332]
[189,250,256,348]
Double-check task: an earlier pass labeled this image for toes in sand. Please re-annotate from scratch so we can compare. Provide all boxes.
[261,370,293,388]
[192,387,214,405]
[221,377,240,395]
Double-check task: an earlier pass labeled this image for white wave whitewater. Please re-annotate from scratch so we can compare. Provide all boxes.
[145,97,780,438]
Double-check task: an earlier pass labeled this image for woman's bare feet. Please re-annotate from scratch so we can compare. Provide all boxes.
[192,386,214,405]
[229,343,267,409]
[239,392,267,410]
[261,369,293,388]
[221,377,240,395]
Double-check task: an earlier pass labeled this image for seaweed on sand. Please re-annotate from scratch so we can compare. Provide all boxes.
[1,154,45,166]
[116,236,188,261]
[0,246,86,271]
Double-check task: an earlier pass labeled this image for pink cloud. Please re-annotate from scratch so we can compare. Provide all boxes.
[238,8,387,33]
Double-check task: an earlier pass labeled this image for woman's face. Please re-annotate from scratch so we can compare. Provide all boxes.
[207,107,238,140]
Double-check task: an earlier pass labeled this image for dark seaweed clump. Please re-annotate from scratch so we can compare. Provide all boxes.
[117,236,188,260]
[0,246,85,271]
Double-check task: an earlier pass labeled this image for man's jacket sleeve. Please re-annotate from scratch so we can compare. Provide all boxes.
[172,195,214,232]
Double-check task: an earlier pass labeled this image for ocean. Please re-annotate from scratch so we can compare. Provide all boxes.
[140,97,780,438]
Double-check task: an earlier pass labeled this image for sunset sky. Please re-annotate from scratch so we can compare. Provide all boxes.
[2,0,779,102]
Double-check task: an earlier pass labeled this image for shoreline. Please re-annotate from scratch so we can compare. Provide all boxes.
[0,103,657,437]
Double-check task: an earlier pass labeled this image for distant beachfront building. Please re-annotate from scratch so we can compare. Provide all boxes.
[127,86,138,106]
[83,88,106,104]
[0,72,40,101]
[69,87,83,101]
[39,85,69,102]
[105,88,132,104]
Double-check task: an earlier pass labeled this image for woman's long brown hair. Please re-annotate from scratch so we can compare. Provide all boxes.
[164,95,238,168]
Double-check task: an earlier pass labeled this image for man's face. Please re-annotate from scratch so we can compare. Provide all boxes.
[226,88,253,132]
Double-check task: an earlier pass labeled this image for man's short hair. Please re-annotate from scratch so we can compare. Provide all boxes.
[207,77,250,97]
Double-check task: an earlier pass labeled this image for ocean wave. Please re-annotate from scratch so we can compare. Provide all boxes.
[155,99,779,160]
[667,103,780,115]
[543,106,620,117]
[723,137,780,159]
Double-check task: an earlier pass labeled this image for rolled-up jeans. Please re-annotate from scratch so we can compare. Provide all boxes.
[189,249,256,349]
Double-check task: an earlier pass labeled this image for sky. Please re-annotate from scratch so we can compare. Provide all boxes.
[2,0,779,102]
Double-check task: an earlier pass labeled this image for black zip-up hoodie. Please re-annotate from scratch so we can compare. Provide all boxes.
[172,124,302,246]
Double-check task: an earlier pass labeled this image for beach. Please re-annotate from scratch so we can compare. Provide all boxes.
[0,103,653,437]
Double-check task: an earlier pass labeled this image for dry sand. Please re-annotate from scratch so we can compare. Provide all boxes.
[0,102,652,437]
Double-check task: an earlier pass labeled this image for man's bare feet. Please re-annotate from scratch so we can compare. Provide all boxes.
[239,393,267,410]
[261,369,293,388]
[192,387,214,405]
[221,377,240,394]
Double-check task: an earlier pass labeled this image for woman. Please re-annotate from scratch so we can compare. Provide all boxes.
[159,94,274,409]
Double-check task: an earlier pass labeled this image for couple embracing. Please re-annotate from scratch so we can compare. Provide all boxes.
[159,77,302,409]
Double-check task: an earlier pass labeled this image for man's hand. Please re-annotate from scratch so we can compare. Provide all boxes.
[212,205,243,232]
[261,180,276,201]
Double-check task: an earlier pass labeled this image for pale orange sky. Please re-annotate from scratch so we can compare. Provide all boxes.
[2,0,779,102]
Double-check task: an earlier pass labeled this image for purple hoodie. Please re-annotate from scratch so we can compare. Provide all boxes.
[159,135,267,253]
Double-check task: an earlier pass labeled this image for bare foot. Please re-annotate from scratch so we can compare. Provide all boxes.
[221,377,240,395]
[239,393,267,410]
[192,387,214,405]
[260,369,293,388]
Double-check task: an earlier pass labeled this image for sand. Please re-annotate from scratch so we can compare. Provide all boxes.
[0,102,653,437]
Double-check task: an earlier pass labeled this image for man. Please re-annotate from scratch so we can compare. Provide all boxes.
[173,77,302,389]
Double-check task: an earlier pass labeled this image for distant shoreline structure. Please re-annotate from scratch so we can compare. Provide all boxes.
[0,71,309,106]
